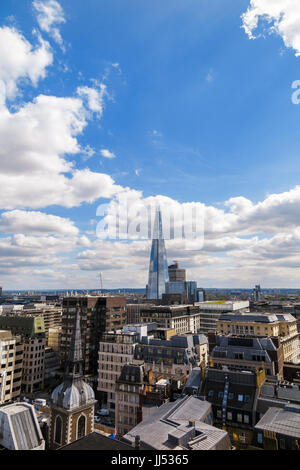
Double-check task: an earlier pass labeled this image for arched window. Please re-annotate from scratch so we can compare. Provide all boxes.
[77,414,86,439]
[54,415,62,444]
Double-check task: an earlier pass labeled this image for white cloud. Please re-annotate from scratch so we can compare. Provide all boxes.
[0,94,85,175]
[33,0,66,47]
[0,169,122,210]
[152,129,163,137]
[81,145,96,160]
[0,210,79,235]
[77,83,107,117]
[0,89,124,208]
[242,0,300,56]
[0,18,124,211]
[206,68,214,83]
[100,148,116,159]
[0,26,52,99]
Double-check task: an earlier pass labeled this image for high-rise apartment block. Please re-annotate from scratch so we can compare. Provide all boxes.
[48,326,61,352]
[168,262,186,282]
[23,304,62,339]
[0,330,23,404]
[61,296,127,377]
[98,330,139,411]
[0,315,46,394]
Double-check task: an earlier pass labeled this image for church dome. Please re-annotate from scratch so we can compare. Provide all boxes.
[51,379,95,411]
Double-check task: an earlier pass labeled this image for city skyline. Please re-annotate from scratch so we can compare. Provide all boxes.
[2,0,300,290]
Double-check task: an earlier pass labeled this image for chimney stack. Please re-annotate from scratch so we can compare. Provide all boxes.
[135,435,141,450]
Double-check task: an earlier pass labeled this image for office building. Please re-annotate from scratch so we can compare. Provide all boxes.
[98,330,139,412]
[115,364,175,437]
[252,285,262,302]
[140,304,202,334]
[146,207,169,300]
[168,262,186,282]
[210,335,284,380]
[23,304,62,339]
[204,366,266,448]
[47,326,61,352]
[115,362,146,436]
[44,347,60,381]
[0,330,23,404]
[197,301,250,335]
[0,315,46,394]
[126,303,147,324]
[217,312,300,363]
[134,334,208,373]
[165,280,198,304]
[60,295,127,377]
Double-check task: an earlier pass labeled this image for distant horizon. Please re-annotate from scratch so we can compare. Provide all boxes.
[2,287,300,294]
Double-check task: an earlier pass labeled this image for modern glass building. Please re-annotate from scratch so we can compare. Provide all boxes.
[146,207,169,299]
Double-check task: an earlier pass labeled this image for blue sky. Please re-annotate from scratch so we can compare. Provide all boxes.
[1,0,300,289]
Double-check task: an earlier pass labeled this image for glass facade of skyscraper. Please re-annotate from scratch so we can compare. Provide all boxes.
[146,207,169,299]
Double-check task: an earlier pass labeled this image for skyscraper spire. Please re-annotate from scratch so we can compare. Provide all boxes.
[152,204,164,240]
[65,302,83,379]
[146,205,169,299]
[51,301,95,413]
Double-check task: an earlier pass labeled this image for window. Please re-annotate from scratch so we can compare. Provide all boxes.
[238,394,243,402]
[217,410,222,418]
[228,393,234,400]
[54,416,62,444]
[237,414,243,422]
[257,433,263,444]
[244,395,250,403]
[208,390,214,398]
[244,414,249,424]
[218,391,223,399]
[227,412,232,420]
[279,439,286,450]
[77,415,86,440]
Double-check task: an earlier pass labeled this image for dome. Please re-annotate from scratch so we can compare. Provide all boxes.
[51,379,95,411]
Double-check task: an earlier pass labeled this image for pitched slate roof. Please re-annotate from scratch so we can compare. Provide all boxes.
[255,405,300,438]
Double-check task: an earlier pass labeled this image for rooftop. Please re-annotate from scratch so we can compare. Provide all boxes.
[0,330,12,340]
[219,312,297,323]
[60,431,137,450]
[0,403,45,450]
[255,405,300,438]
[123,395,231,450]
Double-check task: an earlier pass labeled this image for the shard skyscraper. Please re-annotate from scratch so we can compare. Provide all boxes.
[146,206,169,299]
